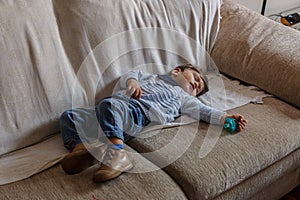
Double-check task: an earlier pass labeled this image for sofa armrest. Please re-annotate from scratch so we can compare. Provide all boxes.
[211,0,300,108]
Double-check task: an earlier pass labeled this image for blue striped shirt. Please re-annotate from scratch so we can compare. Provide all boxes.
[116,70,225,125]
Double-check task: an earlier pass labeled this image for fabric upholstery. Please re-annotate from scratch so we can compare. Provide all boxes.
[211,0,300,108]
[1,0,299,199]
[0,0,79,155]
[0,145,188,200]
[215,152,300,200]
[53,0,223,104]
[128,97,300,199]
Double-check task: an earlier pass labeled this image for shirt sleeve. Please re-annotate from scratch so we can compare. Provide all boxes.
[181,94,225,125]
[119,70,152,89]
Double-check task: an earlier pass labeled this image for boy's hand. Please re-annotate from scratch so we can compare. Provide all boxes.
[222,114,248,132]
[126,79,142,99]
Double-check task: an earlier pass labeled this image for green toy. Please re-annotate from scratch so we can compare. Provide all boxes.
[223,118,236,133]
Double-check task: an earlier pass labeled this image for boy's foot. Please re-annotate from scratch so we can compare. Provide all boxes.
[61,143,106,175]
[93,148,133,183]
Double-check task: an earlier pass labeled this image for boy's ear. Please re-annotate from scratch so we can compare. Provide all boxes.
[171,67,181,76]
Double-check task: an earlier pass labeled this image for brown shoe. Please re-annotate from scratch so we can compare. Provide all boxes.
[61,143,106,175]
[93,148,133,182]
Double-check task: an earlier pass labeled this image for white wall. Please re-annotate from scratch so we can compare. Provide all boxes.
[232,0,300,16]
[231,0,262,13]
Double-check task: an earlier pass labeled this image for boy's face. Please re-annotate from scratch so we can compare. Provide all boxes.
[171,67,205,97]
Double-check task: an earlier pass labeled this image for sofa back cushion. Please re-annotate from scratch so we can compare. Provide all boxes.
[211,0,300,108]
[53,0,223,103]
[0,0,84,155]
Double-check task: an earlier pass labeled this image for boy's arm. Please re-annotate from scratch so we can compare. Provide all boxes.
[181,96,225,125]
[181,96,247,131]
[119,70,141,89]
[119,70,149,99]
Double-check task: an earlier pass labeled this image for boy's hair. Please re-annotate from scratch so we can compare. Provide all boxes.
[176,64,209,97]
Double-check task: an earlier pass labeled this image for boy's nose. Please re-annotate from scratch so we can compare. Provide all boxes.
[194,82,198,89]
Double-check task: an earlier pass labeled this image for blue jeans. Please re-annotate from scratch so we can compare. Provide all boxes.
[60,97,150,150]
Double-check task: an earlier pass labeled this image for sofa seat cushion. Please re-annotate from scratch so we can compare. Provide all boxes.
[0,145,188,200]
[128,97,300,199]
[213,149,300,200]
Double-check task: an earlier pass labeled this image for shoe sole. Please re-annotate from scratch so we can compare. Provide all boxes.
[92,163,134,183]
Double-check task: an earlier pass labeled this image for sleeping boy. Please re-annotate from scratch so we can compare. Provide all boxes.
[59,64,247,182]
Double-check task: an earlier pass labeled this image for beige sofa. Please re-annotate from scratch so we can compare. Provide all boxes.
[1,0,300,199]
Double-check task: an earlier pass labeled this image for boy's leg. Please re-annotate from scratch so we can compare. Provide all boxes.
[93,97,149,182]
[60,108,106,174]
[60,109,86,151]
[95,97,148,142]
